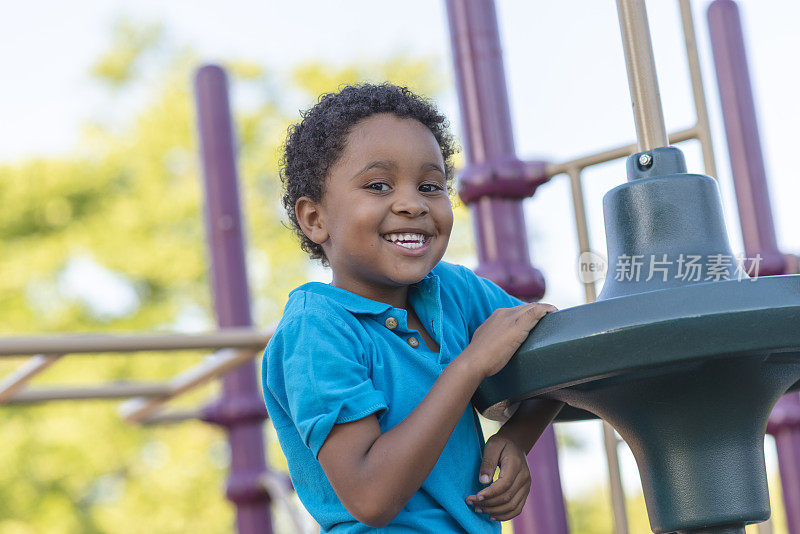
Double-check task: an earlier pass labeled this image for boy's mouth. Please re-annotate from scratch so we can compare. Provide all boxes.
[381,232,431,251]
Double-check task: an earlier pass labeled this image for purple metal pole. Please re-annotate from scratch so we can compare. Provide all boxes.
[767,394,800,531]
[444,1,569,533]
[707,0,785,276]
[512,427,568,534]
[444,0,548,302]
[708,2,800,532]
[195,65,273,534]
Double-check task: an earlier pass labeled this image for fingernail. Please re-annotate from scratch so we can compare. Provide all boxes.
[476,495,484,501]
[474,508,482,514]
[490,517,497,521]
[479,474,490,483]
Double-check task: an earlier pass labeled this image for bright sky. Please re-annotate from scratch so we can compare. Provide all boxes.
[4,0,799,507]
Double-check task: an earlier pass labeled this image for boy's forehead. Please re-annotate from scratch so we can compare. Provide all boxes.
[343,114,442,161]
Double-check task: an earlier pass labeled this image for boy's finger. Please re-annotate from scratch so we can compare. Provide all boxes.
[475,472,525,508]
[517,302,557,312]
[478,439,505,486]
[480,488,527,519]
[519,303,557,323]
[475,468,517,502]
[489,497,527,521]
[476,447,521,499]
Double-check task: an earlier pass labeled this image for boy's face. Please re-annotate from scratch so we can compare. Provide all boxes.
[302,113,453,296]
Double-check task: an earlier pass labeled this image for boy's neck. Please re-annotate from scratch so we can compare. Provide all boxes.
[331,276,410,310]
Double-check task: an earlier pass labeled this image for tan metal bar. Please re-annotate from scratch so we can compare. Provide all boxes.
[140,409,204,425]
[678,0,718,178]
[566,166,598,303]
[757,516,774,534]
[0,328,271,357]
[617,0,669,151]
[3,383,172,403]
[259,471,311,534]
[546,127,697,178]
[0,354,62,402]
[567,165,629,533]
[602,423,629,534]
[119,348,257,423]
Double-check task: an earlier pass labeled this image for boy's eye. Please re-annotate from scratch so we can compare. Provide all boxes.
[419,183,445,193]
[367,182,390,192]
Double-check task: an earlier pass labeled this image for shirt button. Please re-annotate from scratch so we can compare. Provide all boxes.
[385,317,398,330]
[407,336,419,348]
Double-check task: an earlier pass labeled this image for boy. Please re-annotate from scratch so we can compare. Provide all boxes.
[262,83,561,532]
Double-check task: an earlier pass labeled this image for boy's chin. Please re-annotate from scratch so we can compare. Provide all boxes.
[384,259,441,285]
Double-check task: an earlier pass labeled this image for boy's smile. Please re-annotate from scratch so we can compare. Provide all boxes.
[296,113,453,308]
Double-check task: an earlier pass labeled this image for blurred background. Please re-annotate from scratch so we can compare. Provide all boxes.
[1,1,798,532]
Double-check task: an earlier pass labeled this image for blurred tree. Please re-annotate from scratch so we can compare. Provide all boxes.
[560,486,650,534]
[0,16,469,534]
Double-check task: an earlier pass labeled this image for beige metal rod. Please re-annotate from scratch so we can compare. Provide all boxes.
[0,354,62,402]
[140,409,204,425]
[546,126,696,178]
[566,166,629,534]
[259,471,312,534]
[617,0,669,151]
[678,0,717,178]
[757,514,774,533]
[3,383,172,403]
[119,348,258,423]
[602,423,629,534]
[0,328,271,357]
[566,167,598,304]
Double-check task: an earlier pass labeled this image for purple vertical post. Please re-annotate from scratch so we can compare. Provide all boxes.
[444,1,568,533]
[767,395,800,532]
[445,0,548,301]
[707,0,785,276]
[195,65,273,534]
[708,2,800,532]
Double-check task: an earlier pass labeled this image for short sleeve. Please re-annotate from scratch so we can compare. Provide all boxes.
[457,265,527,337]
[264,310,388,459]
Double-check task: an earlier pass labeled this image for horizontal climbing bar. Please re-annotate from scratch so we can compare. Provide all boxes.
[2,382,172,403]
[119,347,260,423]
[0,328,271,357]
[545,126,697,177]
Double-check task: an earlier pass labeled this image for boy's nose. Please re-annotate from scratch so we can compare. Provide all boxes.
[392,193,428,217]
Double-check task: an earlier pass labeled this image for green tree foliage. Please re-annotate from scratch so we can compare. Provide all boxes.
[0,18,470,533]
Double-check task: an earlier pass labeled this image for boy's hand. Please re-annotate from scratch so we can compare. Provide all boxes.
[465,433,531,521]
[466,303,557,379]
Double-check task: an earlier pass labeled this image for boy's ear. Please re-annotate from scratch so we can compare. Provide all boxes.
[295,196,329,245]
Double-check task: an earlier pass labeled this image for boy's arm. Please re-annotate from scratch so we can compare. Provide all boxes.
[318,347,484,528]
[317,302,555,528]
[494,398,563,454]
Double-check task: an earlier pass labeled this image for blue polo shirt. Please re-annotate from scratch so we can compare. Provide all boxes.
[261,261,525,533]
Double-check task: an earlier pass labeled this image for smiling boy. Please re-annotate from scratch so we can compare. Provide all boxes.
[262,83,561,532]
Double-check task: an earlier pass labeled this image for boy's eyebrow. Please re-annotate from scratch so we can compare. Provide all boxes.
[421,162,445,175]
[351,160,396,180]
[351,160,445,180]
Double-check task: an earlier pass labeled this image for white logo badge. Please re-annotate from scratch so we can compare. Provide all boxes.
[578,251,607,284]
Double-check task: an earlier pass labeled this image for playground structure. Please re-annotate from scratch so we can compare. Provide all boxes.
[2,0,800,533]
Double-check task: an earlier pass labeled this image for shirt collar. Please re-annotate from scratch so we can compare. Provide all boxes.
[292,270,439,316]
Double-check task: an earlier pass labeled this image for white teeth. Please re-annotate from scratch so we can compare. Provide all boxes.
[381,232,428,249]
[382,233,425,243]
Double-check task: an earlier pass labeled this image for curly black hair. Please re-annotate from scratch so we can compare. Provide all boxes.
[280,83,458,266]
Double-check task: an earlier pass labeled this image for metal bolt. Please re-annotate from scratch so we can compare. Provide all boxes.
[638,153,653,168]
